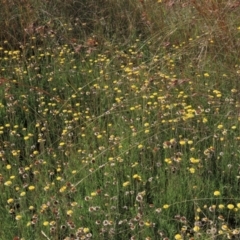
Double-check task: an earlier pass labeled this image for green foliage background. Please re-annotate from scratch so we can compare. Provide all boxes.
[0,0,240,239]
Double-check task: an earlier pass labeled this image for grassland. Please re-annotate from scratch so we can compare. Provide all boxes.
[1,0,240,239]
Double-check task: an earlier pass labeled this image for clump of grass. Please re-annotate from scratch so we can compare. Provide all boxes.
[0,0,240,239]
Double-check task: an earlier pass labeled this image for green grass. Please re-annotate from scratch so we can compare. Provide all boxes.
[0,0,240,239]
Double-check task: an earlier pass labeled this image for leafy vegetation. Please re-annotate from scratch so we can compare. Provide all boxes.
[1,0,240,239]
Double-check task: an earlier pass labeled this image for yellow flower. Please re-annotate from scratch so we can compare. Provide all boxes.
[20,191,26,197]
[43,221,49,226]
[123,181,130,187]
[6,164,11,170]
[202,117,208,123]
[91,192,97,197]
[131,162,138,167]
[15,215,22,220]
[190,158,200,164]
[189,167,195,174]
[133,174,142,181]
[7,198,14,204]
[59,186,66,193]
[214,191,221,196]
[218,204,225,209]
[28,186,35,191]
[144,221,151,227]
[175,234,183,240]
[33,151,39,155]
[179,140,186,145]
[164,158,172,164]
[163,204,170,209]
[4,181,12,186]
[67,210,73,216]
[227,204,234,210]
[193,226,200,232]
[83,228,89,233]
[222,224,229,231]
[204,73,210,77]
